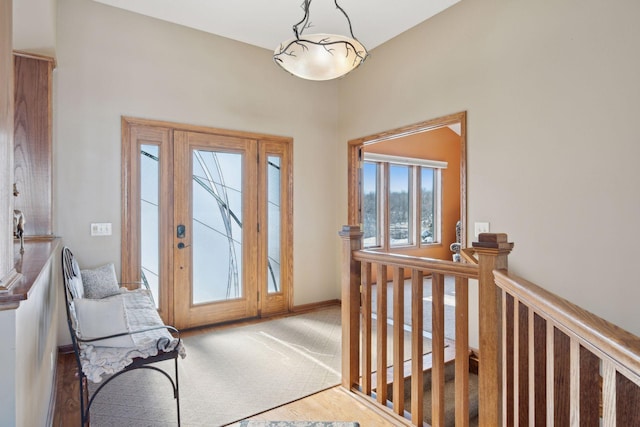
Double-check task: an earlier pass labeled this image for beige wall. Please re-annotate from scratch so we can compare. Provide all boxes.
[338,0,640,336]
[55,0,343,310]
[53,0,640,339]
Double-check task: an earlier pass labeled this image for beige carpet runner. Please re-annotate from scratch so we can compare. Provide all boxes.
[88,308,342,426]
[87,306,434,426]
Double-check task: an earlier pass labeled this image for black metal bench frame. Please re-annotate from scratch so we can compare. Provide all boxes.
[62,246,182,426]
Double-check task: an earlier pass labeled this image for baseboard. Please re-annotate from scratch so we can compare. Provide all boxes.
[46,351,60,427]
[58,344,74,355]
[291,299,340,313]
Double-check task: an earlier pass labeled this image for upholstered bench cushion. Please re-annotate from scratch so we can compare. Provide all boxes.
[78,288,186,383]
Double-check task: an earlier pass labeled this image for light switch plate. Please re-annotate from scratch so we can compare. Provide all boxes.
[91,223,112,236]
[474,222,490,238]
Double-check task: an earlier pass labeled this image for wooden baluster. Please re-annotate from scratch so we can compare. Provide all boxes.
[517,302,529,426]
[527,308,535,427]
[455,276,469,427]
[339,225,363,390]
[392,267,405,415]
[616,369,640,425]
[377,263,388,404]
[546,322,555,426]
[502,292,514,427]
[474,233,513,426]
[411,269,424,425]
[361,261,373,395]
[431,273,445,427]
[533,313,547,425]
[569,339,580,425]
[554,328,571,424]
[602,361,616,427]
[579,346,600,425]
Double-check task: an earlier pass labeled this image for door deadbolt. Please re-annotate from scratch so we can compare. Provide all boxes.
[177,224,186,239]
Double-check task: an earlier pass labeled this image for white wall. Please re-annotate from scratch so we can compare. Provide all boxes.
[0,246,60,427]
[55,0,343,309]
[338,0,640,335]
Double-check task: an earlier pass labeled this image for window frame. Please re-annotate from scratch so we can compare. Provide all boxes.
[362,154,446,251]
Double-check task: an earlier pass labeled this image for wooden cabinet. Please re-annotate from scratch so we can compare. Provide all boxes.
[13,52,55,237]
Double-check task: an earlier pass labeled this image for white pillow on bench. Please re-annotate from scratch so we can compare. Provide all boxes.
[75,296,135,347]
[81,263,120,299]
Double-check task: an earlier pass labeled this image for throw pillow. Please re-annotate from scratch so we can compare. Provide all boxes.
[81,263,120,299]
[68,259,85,299]
[74,296,135,347]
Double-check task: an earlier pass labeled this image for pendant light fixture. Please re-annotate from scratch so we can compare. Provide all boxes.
[273,0,369,81]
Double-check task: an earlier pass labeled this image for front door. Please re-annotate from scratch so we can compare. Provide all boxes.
[173,131,258,327]
[122,118,292,329]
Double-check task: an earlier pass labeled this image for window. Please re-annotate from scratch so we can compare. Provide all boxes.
[362,162,380,247]
[363,153,446,249]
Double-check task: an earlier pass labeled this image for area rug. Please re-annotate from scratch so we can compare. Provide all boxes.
[86,306,435,426]
[239,422,359,427]
[87,307,342,427]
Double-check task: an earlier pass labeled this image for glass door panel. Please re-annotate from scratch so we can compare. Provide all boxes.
[192,150,243,303]
[267,155,281,294]
[259,142,291,316]
[140,144,161,307]
[173,131,258,328]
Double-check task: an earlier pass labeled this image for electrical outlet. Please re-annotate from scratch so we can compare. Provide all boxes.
[474,222,490,238]
[91,223,112,236]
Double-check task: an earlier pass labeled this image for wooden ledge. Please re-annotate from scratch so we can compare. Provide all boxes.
[0,237,61,310]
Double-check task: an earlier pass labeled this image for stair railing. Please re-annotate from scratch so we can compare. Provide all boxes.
[494,269,640,425]
[341,225,640,426]
[341,226,505,426]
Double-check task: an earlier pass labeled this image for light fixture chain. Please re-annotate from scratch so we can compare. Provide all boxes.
[333,0,358,40]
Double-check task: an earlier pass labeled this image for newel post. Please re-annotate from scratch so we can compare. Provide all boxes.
[474,233,514,427]
[339,225,363,389]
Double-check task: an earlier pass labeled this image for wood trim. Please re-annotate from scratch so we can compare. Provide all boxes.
[122,116,293,144]
[13,50,56,68]
[258,139,293,316]
[121,119,173,323]
[347,111,467,246]
[291,299,340,313]
[13,53,55,236]
[0,0,13,287]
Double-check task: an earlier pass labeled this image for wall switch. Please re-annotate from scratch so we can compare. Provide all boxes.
[474,222,490,238]
[91,222,112,236]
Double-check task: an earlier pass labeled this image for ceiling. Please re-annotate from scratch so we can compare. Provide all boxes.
[91,0,461,51]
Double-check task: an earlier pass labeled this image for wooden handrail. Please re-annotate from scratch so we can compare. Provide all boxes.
[342,227,640,425]
[340,227,505,426]
[494,269,640,385]
[495,270,640,425]
[353,249,479,279]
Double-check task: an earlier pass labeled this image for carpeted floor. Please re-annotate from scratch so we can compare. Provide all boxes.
[88,307,343,427]
[86,304,439,426]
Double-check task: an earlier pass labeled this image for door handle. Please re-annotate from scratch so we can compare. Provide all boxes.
[177,242,191,249]
[177,224,186,239]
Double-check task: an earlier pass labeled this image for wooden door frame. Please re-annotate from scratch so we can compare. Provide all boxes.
[122,116,294,327]
[347,111,467,248]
